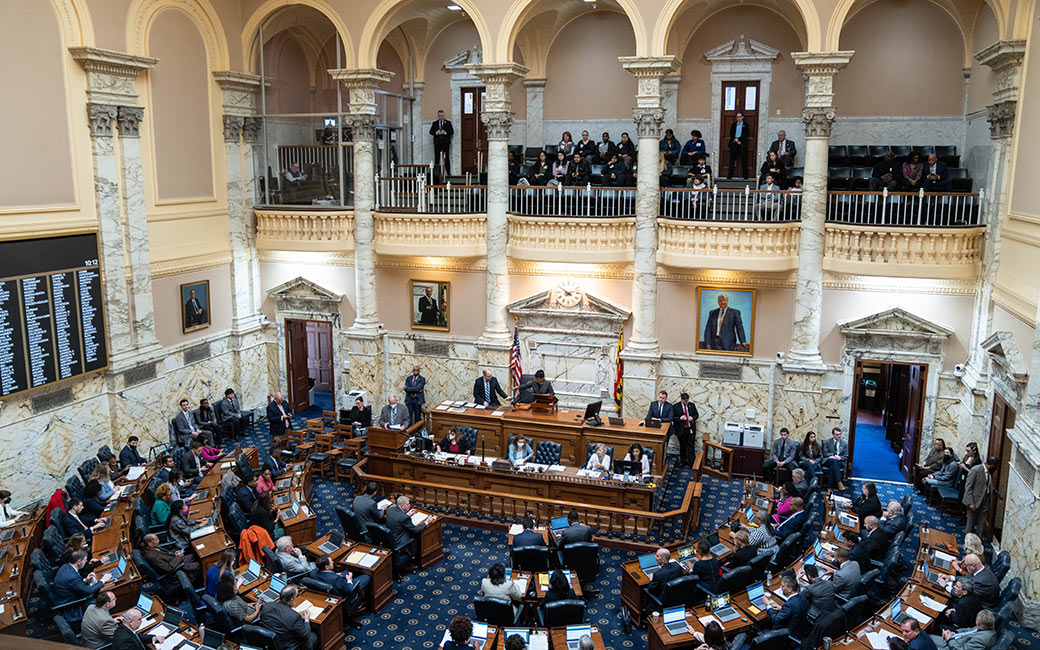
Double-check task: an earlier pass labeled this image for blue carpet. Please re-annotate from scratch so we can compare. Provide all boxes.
[312,391,334,412]
[852,422,906,483]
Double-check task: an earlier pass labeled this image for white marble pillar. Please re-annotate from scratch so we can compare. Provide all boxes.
[661,75,680,132]
[963,41,1026,386]
[330,69,394,335]
[524,78,546,148]
[786,52,853,373]
[468,63,528,346]
[405,82,425,165]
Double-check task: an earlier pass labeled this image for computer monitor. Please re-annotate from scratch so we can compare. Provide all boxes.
[551,516,570,531]
[613,459,642,476]
[323,117,337,128]
[583,400,603,426]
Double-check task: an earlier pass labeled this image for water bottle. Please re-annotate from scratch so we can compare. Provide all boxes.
[199,624,205,640]
[624,468,630,483]
[823,637,832,650]
[766,570,772,586]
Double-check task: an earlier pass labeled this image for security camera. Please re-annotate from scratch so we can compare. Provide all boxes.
[953,363,966,377]
[776,351,785,361]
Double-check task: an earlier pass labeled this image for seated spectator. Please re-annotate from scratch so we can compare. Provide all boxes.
[870,151,900,191]
[558,131,575,158]
[541,569,576,606]
[311,554,371,601]
[748,511,778,556]
[216,573,262,626]
[924,448,959,488]
[257,467,275,494]
[791,177,804,191]
[660,129,680,165]
[603,153,628,187]
[548,151,569,187]
[150,483,173,527]
[930,609,995,650]
[759,151,785,187]
[166,500,196,549]
[81,591,119,649]
[851,481,882,519]
[478,562,522,611]
[765,573,810,638]
[258,584,318,650]
[528,151,550,186]
[284,162,306,186]
[923,154,951,192]
[616,132,635,164]
[119,436,145,469]
[687,154,713,186]
[508,151,522,185]
[276,535,315,574]
[141,532,201,576]
[680,130,707,165]
[903,152,924,191]
[444,616,480,650]
[917,438,947,482]
[576,130,597,160]
[725,528,756,569]
[797,431,822,478]
[758,174,783,217]
[658,152,671,186]
[194,398,221,445]
[347,396,372,431]
[511,518,544,547]
[769,130,797,167]
[598,132,617,164]
[206,548,237,597]
[567,153,591,186]
[689,175,709,215]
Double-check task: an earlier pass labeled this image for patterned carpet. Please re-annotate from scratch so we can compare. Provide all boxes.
[851,423,905,483]
[24,409,1040,650]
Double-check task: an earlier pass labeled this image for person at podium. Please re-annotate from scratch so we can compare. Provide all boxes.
[378,395,410,429]
[516,369,555,397]
[437,428,471,456]
[473,369,508,407]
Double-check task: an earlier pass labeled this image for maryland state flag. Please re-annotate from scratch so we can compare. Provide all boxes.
[613,331,624,414]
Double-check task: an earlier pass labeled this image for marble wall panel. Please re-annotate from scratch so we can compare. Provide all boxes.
[1000,468,1040,624]
[829,116,966,149]
[963,110,993,188]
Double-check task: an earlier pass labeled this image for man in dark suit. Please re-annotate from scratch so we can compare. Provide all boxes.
[763,428,797,482]
[118,436,144,469]
[430,110,454,175]
[728,113,751,178]
[417,287,440,326]
[54,550,110,621]
[353,481,384,531]
[820,427,849,491]
[512,518,545,548]
[473,369,508,407]
[702,293,748,352]
[193,398,221,445]
[879,500,906,535]
[923,154,951,192]
[236,474,259,515]
[849,516,890,571]
[404,365,426,425]
[901,618,939,650]
[267,392,293,439]
[111,608,164,650]
[259,584,317,650]
[385,495,427,563]
[173,399,209,447]
[178,442,209,481]
[768,130,797,167]
[958,555,999,610]
[378,395,410,429]
[672,392,698,468]
[60,500,107,541]
[803,564,837,618]
[218,388,247,438]
[767,573,810,638]
[646,391,673,424]
[775,497,807,539]
[311,554,371,605]
[184,289,205,329]
[557,510,593,548]
[647,548,684,598]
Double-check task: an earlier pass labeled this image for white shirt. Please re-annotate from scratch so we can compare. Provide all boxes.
[586,454,612,471]
[623,454,652,475]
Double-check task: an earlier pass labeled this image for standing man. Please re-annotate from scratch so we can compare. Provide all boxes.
[404,366,426,426]
[820,427,849,492]
[267,392,293,440]
[430,109,454,175]
[963,457,998,537]
[728,113,751,179]
[702,293,748,352]
[473,369,508,407]
[768,130,797,168]
[671,392,698,468]
[646,391,673,424]
[763,428,797,482]
[417,286,441,326]
[378,395,410,429]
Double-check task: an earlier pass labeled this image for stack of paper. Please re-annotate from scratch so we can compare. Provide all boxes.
[357,553,380,568]
[448,407,467,413]
[865,631,899,649]
[491,410,505,417]
[512,578,528,592]
[934,550,957,563]
[434,405,450,411]
[293,600,325,619]
[508,523,524,536]
[919,595,946,612]
[410,512,429,526]
[906,606,930,624]
[345,550,368,564]
[157,633,187,650]
[547,465,566,472]
[530,632,550,650]
[698,614,722,627]
[126,466,146,481]
[377,499,392,510]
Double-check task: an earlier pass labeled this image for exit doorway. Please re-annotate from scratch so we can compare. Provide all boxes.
[986,393,1015,541]
[848,360,927,482]
[718,80,759,179]
[284,318,333,414]
[459,86,487,176]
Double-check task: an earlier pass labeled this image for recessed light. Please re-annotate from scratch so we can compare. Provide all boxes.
[447,3,462,10]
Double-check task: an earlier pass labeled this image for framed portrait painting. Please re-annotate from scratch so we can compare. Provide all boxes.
[411,280,449,331]
[181,280,210,333]
[696,286,755,357]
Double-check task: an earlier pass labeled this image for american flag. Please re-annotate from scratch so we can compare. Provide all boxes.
[510,326,523,390]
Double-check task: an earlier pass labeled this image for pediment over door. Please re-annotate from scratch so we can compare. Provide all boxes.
[981,331,1029,406]
[839,306,953,358]
[267,276,343,315]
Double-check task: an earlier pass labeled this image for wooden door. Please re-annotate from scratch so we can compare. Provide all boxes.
[285,319,310,413]
[987,394,1015,538]
[847,361,863,469]
[719,81,760,178]
[305,321,333,392]
[459,87,487,175]
[900,364,926,480]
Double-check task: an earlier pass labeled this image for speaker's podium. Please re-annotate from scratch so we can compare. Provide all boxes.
[365,425,410,476]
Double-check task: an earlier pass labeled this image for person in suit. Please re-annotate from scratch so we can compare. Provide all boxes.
[111,608,164,650]
[477,563,523,612]
[474,369,508,407]
[764,428,797,482]
[689,539,721,592]
[930,609,996,650]
[901,618,939,650]
[879,501,906,535]
[957,555,1000,610]
[728,113,751,179]
[386,495,427,563]
[437,428,471,455]
[775,497,806,539]
[820,427,849,491]
[766,573,810,637]
[179,441,209,481]
[60,500,107,541]
[267,445,287,478]
[923,154,952,192]
[444,616,480,650]
[417,286,440,326]
[963,457,997,537]
[849,516,890,571]
[118,436,144,469]
[508,435,534,467]
[925,448,960,489]
[852,482,883,519]
[791,469,810,499]
[942,579,984,630]
[276,535,315,574]
[259,585,318,650]
[647,391,673,424]
[173,399,208,447]
[184,288,205,329]
[430,110,454,175]
[404,365,427,425]
[266,392,293,439]
[671,392,698,468]
[512,518,545,548]
[353,481,384,531]
[829,547,860,599]
[218,388,246,438]
[768,130,797,167]
[557,510,594,548]
[54,550,110,620]
[193,398,220,445]
[378,395,409,429]
[236,474,259,515]
[311,554,371,602]
[81,591,119,649]
[647,547,684,598]
[724,527,757,569]
[141,533,200,576]
[516,369,555,397]
[803,564,837,617]
[347,396,372,431]
[702,293,748,352]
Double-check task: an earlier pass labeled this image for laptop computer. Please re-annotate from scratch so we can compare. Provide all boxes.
[677,545,696,562]
[706,532,729,558]
[237,558,262,585]
[134,593,154,616]
[107,556,128,580]
[663,606,688,635]
[890,599,910,624]
[257,575,287,602]
[150,608,183,636]
[755,497,771,509]
[280,501,301,522]
[192,489,209,501]
[318,529,345,555]
[711,593,741,623]
[643,418,662,428]
[190,510,219,540]
[276,493,292,506]
[638,553,660,577]
[503,629,530,644]
[930,552,953,571]
[748,582,768,609]
[551,516,570,531]
[832,522,844,543]
[277,478,292,490]
[744,506,756,524]
[565,624,593,649]
[0,529,14,542]
[922,562,945,588]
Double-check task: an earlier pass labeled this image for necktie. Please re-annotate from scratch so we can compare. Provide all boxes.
[391,406,396,422]
[485,381,490,403]
[717,308,726,335]
[683,404,689,424]
[781,439,786,458]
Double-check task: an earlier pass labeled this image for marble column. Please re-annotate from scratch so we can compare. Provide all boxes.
[468,63,528,349]
[404,82,425,165]
[661,75,681,132]
[963,41,1026,388]
[786,52,853,373]
[524,78,546,148]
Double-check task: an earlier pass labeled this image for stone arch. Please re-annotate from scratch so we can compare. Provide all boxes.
[654,0,822,55]
[498,0,648,63]
[127,0,229,70]
[360,0,492,69]
[240,0,354,74]
[51,0,95,47]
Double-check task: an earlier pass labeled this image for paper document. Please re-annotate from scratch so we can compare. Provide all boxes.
[530,632,549,650]
[157,633,187,650]
[919,595,946,612]
[491,411,505,417]
[434,405,450,411]
[357,553,380,568]
[508,524,524,536]
[547,465,566,472]
[698,614,721,627]
[934,550,957,562]
[377,499,392,510]
[865,631,899,649]
[906,606,931,624]
[126,467,146,481]
[189,525,215,540]
[345,551,368,565]
[512,578,528,592]
[410,512,429,526]
[293,600,325,619]
[433,452,450,461]
[448,407,467,413]
[464,402,478,408]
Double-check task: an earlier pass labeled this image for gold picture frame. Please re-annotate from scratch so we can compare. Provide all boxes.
[181,279,211,333]
[696,286,756,357]
[410,279,449,331]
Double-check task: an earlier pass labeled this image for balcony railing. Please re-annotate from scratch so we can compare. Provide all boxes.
[826,190,984,227]
[376,176,487,214]
[509,185,636,217]
[660,187,802,222]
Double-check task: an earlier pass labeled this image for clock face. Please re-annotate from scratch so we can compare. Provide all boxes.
[554,281,584,307]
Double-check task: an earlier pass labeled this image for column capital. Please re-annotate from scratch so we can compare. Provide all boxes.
[792,51,854,107]
[116,106,144,138]
[632,108,665,138]
[802,106,837,138]
[523,77,547,89]
[87,103,118,137]
[466,63,528,113]
[975,40,1026,102]
[329,68,394,113]
[481,111,513,141]
[619,56,679,108]
[242,117,263,143]
[213,70,262,116]
[347,113,378,141]
[223,115,245,142]
[70,46,156,106]
[986,100,1017,139]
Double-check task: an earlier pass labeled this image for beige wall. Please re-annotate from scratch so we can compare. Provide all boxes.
[1010,1,1040,217]
[258,261,357,325]
[376,268,487,338]
[149,10,215,200]
[835,0,965,116]
[153,265,233,347]
[0,0,75,207]
[544,12,636,119]
[423,21,478,121]
[378,41,406,96]
[85,0,131,51]
[967,5,999,114]
[677,7,804,119]
[992,304,1035,367]
[263,32,313,114]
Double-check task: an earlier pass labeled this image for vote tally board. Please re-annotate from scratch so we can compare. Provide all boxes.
[0,234,108,396]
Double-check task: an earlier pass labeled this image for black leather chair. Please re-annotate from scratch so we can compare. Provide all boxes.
[458,426,479,452]
[999,577,1021,609]
[990,630,1014,650]
[367,522,413,575]
[851,167,873,190]
[261,545,284,575]
[544,144,559,158]
[992,550,1011,581]
[669,165,691,187]
[721,565,753,592]
[203,594,241,637]
[913,145,935,158]
[828,167,851,190]
[828,145,847,165]
[300,576,334,594]
[524,147,542,164]
[853,569,879,598]
[54,614,79,645]
[891,145,912,162]
[511,545,550,572]
[994,603,1013,632]
[949,168,972,192]
[847,146,869,166]
[770,534,801,570]
[538,599,586,627]
[335,507,370,544]
[935,145,959,167]
[65,475,84,501]
[474,596,522,626]
[78,458,99,483]
[747,628,791,650]
[242,624,282,650]
[841,594,869,627]
[589,164,605,185]
[869,146,890,164]
[97,445,114,462]
[177,570,205,622]
[585,444,616,466]
[41,525,66,564]
[646,574,700,612]
[562,542,599,586]
[799,608,846,650]
[534,441,561,465]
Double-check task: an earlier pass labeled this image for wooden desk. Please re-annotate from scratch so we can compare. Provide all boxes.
[243,580,345,650]
[532,571,583,599]
[550,626,607,649]
[647,607,704,650]
[412,508,444,570]
[919,527,958,554]
[335,542,394,612]
[193,530,236,574]
[494,627,550,649]
[507,529,551,546]
[95,552,143,612]
[0,595,28,635]
[279,502,318,546]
